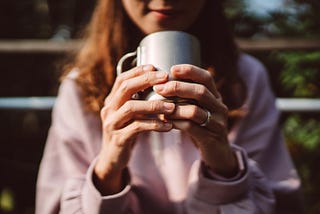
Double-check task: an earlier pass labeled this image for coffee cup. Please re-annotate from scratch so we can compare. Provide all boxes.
[117,31,201,101]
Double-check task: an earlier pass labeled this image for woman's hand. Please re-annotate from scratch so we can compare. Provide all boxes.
[153,64,238,178]
[94,65,175,195]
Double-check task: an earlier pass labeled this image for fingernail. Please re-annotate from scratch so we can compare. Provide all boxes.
[153,84,164,92]
[163,102,175,111]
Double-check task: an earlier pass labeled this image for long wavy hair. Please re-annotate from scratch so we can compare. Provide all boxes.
[62,0,246,125]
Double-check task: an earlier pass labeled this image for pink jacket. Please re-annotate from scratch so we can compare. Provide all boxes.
[36,54,302,214]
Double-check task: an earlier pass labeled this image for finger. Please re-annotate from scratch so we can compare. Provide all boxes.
[113,100,175,128]
[113,64,156,91]
[171,64,220,98]
[121,119,173,140]
[199,110,228,133]
[165,104,207,125]
[153,81,224,113]
[172,120,227,145]
[107,65,156,99]
[107,70,169,109]
[167,104,228,133]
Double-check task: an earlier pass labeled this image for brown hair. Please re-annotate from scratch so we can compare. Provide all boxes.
[62,0,246,123]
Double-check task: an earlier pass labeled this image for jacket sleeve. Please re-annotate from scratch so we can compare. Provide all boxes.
[185,150,275,214]
[35,75,141,214]
[184,55,302,214]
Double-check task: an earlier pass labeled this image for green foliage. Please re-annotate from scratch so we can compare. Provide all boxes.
[290,0,320,37]
[225,0,320,38]
[267,0,320,38]
[275,51,320,97]
[224,0,271,38]
[0,188,15,212]
[276,50,320,213]
[286,115,320,213]
[277,51,320,214]
[225,1,320,213]
[284,115,320,150]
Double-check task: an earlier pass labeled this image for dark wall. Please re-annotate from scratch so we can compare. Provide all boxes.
[0,51,62,213]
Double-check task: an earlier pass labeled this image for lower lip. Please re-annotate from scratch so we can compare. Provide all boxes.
[150,10,176,21]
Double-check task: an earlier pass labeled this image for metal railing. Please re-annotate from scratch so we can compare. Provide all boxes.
[0,96,319,112]
[0,97,56,110]
[0,38,319,112]
[0,38,320,53]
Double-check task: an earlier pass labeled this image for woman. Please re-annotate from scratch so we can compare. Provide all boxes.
[36,0,302,213]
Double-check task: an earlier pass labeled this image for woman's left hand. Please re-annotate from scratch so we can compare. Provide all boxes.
[153,64,238,178]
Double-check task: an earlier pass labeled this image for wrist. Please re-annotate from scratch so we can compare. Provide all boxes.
[201,144,239,178]
[204,155,238,178]
[93,161,126,195]
[203,147,246,180]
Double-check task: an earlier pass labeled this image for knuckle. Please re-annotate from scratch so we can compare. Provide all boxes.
[220,103,229,115]
[142,72,152,83]
[100,105,112,119]
[212,112,228,131]
[100,107,107,119]
[130,65,143,76]
[130,122,140,133]
[132,124,140,133]
[149,101,159,112]
[113,132,127,147]
[123,101,134,115]
[215,121,227,133]
[102,117,115,132]
[102,122,111,132]
[115,73,126,85]
[195,84,206,97]
[119,81,130,94]
[171,81,180,93]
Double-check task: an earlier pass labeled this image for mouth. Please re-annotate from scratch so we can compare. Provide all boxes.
[149,8,179,20]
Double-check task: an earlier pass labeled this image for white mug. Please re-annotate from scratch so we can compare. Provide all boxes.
[117,31,201,101]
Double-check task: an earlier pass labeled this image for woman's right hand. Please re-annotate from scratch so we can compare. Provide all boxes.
[93,65,175,195]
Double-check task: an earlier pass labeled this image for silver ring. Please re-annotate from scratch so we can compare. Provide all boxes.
[200,110,212,127]
[131,93,140,100]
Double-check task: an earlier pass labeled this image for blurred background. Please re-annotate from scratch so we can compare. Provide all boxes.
[0,0,319,213]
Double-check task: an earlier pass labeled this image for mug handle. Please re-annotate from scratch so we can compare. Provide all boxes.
[116,51,137,76]
[116,51,141,99]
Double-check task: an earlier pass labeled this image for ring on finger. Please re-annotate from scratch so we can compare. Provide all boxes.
[200,109,212,127]
[131,92,140,100]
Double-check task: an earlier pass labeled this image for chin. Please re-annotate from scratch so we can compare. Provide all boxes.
[140,22,188,34]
